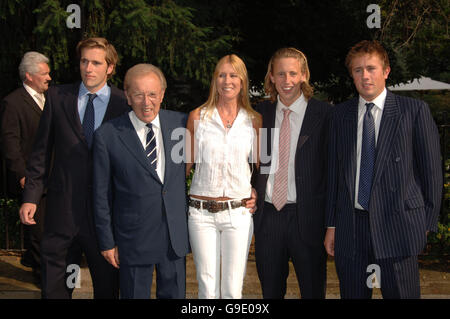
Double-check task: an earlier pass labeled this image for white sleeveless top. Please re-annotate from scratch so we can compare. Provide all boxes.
[189,107,256,199]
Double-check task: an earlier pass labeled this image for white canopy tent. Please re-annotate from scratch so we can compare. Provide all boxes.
[388,76,450,91]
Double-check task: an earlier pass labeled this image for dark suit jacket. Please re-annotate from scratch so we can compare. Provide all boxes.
[326,90,443,259]
[253,98,332,246]
[92,110,190,266]
[22,82,129,236]
[0,86,43,197]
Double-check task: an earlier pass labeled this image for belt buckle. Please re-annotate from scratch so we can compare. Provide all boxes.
[210,201,220,213]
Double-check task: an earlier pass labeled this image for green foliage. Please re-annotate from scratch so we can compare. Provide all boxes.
[427,223,450,256]
[0,198,21,249]
[186,167,194,193]
[376,0,450,86]
[0,0,235,111]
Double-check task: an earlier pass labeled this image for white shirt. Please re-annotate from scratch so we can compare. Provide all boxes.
[265,94,308,203]
[129,111,165,183]
[354,88,386,209]
[23,83,45,110]
[189,107,255,199]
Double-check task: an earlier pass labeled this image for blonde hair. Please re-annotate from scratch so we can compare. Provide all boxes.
[76,37,118,79]
[200,54,258,119]
[264,47,314,102]
[124,63,167,92]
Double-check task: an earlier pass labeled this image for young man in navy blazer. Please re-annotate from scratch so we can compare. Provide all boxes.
[324,40,442,298]
[92,64,190,299]
[19,38,129,298]
[252,48,331,299]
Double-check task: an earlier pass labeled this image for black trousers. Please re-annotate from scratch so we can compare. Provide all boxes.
[40,228,119,299]
[254,202,327,299]
[22,196,46,270]
[334,209,421,299]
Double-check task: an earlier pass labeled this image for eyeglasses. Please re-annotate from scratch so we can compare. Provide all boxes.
[131,92,161,103]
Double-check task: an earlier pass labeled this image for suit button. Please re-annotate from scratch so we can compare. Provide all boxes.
[395,157,401,162]
[162,190,167,195]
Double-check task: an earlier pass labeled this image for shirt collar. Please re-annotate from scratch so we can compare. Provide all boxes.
[129,110,161,131]
[276,93,307,115]
[78,82,110,103]
[358,87,387,112]
[23,82,41,98]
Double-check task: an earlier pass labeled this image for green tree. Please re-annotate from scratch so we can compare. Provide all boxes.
[0,0,235,111]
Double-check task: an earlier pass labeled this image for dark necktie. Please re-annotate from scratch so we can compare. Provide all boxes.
[146,123,157,170]
[82,93,96,148]
[358,102,376,211]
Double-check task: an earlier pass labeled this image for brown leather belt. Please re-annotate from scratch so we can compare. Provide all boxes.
[189,198,247,213]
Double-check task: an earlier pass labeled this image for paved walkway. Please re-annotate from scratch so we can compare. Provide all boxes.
[0,250,449,299]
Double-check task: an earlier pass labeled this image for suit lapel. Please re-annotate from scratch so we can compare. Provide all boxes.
[159,110,174,185]
[343,98,358,204]
[102,85,124,123]
[61,82,86,144]
[296,99,321,151]
[20,87,42,116]
[372,90,400,188]
[117,114,162,183]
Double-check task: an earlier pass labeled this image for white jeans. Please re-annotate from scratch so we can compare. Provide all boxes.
[188,200,253,299]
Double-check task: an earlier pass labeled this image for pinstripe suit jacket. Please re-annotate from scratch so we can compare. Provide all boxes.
[253,98,332,246]
[326,90,442,259]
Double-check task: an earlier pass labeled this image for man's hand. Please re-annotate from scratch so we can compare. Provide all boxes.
[19,203,37,225]
[101,247,120,269]
[324,228,335,257]
[245,188,258,214]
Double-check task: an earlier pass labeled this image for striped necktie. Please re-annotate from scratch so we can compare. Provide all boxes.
[358,102,376,211]
[82,93,96,149]
[146,123,157,170]
[272,108,292,211]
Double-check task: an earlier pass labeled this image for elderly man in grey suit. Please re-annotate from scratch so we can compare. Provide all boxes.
[325,40,442,299]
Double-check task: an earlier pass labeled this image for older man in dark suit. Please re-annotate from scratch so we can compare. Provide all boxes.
[324,40,442,298]
[0,51,51,281]
[93,63,190,299]
[19,37,129,299]
[253,48,331,299]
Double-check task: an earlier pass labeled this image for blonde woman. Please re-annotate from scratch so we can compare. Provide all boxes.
[186,54,261,299]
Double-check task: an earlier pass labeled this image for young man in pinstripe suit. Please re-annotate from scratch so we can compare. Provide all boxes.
[324,40,442,298]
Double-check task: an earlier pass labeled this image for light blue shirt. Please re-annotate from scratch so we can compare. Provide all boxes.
[78,82,111,130]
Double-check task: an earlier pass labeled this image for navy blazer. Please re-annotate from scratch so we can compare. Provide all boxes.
[22,82,129,235]
[253,98,331,246]
[92,110,190,266]
[326,90,443,259]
